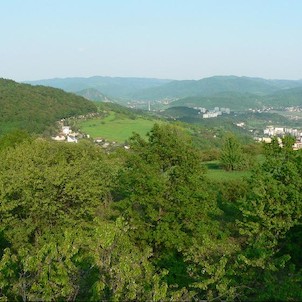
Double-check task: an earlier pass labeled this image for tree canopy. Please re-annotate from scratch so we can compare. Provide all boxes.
[0,78,97,136]
[0,128,301,301]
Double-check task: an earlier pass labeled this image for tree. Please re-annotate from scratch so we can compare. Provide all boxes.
[114,124,230,298]
[220,134,245,171]
[0,139,169,301]
[234,135,302,300]
[0,129,32,152]
[0,139,112,300]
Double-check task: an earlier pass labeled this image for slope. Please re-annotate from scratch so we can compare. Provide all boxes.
[0,78,97,136]
[170,92,264,111]
[170,87,302,111]
[75,88,113,102]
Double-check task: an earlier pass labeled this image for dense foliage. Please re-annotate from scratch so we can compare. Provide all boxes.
[0,125,301,301]
[0,79,97,136]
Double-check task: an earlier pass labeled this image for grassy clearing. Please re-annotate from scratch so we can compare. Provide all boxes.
[203,161,251,182]
[77,112,162,142]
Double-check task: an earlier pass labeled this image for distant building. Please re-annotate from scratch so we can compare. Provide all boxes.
[203,112,219,118]
[62,126,71,135]
[221,108,231,114]
[293,142,302,150]
[52,135,66,141]
[236,122,245,128]
[67,135,78,143]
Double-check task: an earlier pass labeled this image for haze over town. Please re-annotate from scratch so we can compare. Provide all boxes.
[1,0,302,82]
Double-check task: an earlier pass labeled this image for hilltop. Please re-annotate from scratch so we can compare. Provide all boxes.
[75,88,113,102]
[0,78,97,136]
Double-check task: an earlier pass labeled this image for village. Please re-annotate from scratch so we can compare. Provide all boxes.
[193,106,231,118]
[255,126,302,150]
[51,119,125,150]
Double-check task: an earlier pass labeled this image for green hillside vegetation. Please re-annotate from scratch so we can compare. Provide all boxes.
[170,92,264,111]
[0,78,97,136]
[161,109,252,139]
[93,101,146,117]
[75,88,113,102]
[204,160,251,181]
[76,108,164,142]
[161,103,298,136]
[163,106,200,118]
[170,87,302,111]
[74,101,250,149]
[1,126,301,301]
[265,87,302,107]
[237,111,300,130]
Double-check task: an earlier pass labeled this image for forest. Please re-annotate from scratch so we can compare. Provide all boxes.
[0,124,301,301]
[0,79,96,136]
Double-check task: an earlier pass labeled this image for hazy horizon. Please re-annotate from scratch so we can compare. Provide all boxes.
[23,74,302,83]
[2,0,302,82]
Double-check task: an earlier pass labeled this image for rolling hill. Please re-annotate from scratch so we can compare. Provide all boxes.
[130,76,302,100]
[0,78,97,136]
[75,88,113,102]
[169,87,302,111]
[264,87,302,107]
[26,76,302,105]
[169,92,264,111]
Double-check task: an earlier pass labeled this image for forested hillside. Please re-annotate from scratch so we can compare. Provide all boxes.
[75,88,112,102]
[0,79,97,136]
[0,124,301,301]
[170,92,265,111]
[171,88,302,111]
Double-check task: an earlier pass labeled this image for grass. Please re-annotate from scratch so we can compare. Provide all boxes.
[77,112,163,142]
[203,161,251,181]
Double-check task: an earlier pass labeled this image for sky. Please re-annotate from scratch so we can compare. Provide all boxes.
[1,0,302,81]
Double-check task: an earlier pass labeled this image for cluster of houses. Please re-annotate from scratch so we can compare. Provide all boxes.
[285,106,302,113]
[263,126,302,137]
[255,126,302,150]
[193,106,231,118]
[51,122,129,150]
[52,125,80,143]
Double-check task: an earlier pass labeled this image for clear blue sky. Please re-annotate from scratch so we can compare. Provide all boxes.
[1,0,302,81]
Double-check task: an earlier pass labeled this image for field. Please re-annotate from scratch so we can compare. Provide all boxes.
[77,112,162,142]
[203,161,251,181]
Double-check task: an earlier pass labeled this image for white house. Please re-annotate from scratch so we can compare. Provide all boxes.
[52,135,66,141]
[62,126,71,135]
[67,135,78,143]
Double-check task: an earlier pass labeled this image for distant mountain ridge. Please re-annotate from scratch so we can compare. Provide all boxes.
[25,76,172,99]
[25,75,302,102]
[130,76,302,100]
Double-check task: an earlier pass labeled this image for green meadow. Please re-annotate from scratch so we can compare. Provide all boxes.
[203,161,251,181]
[77,112,162,142]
